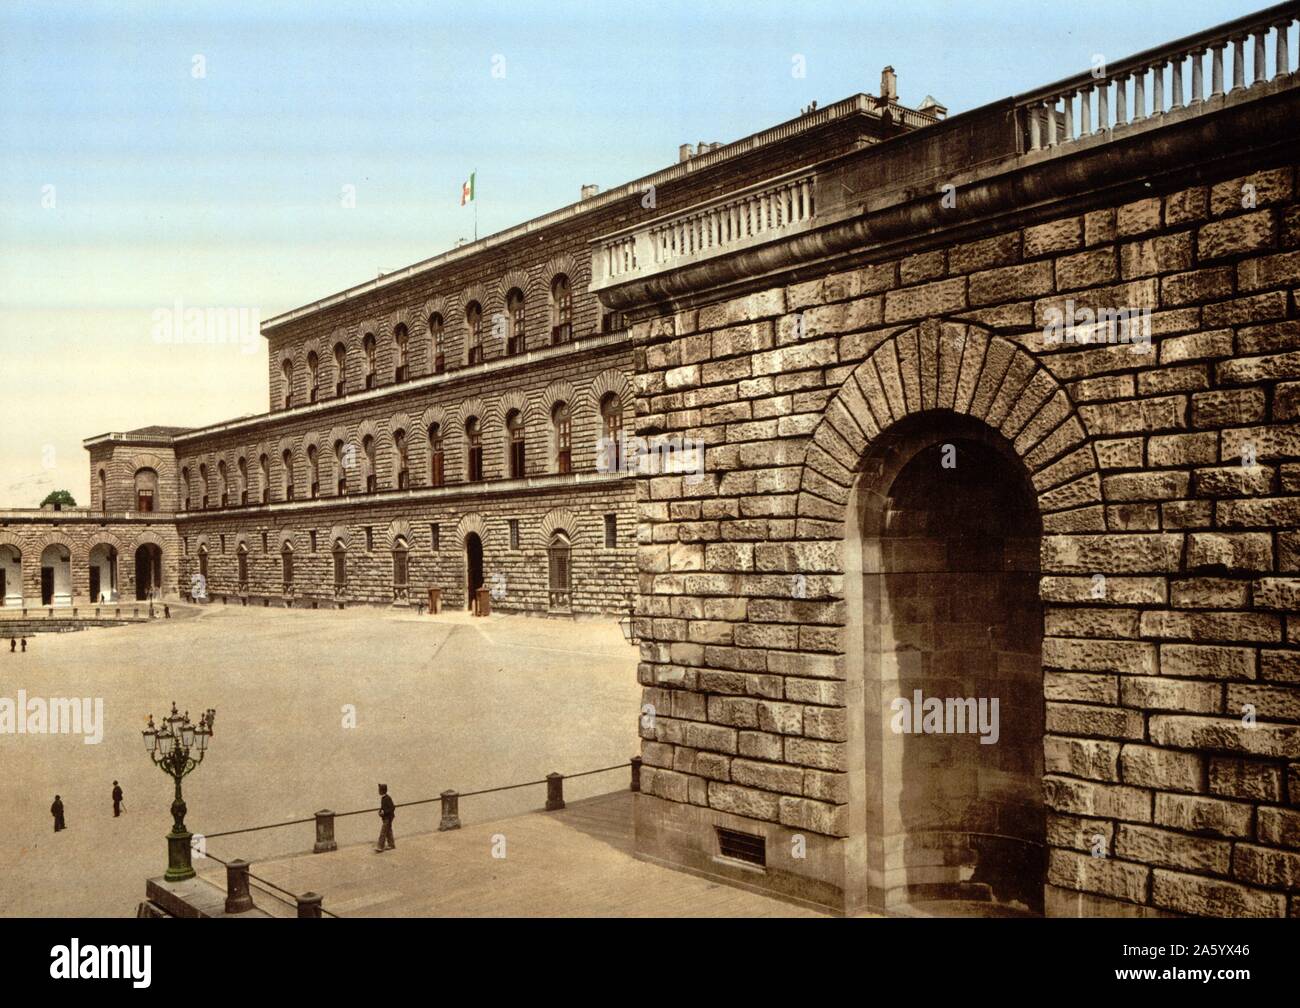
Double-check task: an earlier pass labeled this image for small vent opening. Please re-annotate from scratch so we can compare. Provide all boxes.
[716,827,766,867]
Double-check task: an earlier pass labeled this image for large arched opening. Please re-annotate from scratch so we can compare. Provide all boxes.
[135,543,163,601]
[465,532,483,610]
[847,411,1045,917]
[0,545,22,606]
[40,544,72,607]
[88,543,118,603]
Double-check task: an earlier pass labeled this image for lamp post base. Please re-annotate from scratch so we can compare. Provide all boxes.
[165,830,196,882]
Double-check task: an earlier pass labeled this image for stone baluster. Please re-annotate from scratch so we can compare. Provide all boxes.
[1232,35,1246,91]
[1097,82,1109,131]
[1171,55,1184,109]
[1116,76,1128,125]
[1253,29,1266,85]
[1046,101,1058,146]
[1277,19,1291,78]
[1192,47,1205,102]
[1063,92,1074,140]
[1133,68,1146,120]
[1151,63,1164,115]
[1028,105,1042,150]
[1079,87,1092,136]
[1211,41,1226,97]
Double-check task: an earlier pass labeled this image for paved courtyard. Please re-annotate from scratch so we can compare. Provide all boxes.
[196,791,826,918]
[0,604,641,917]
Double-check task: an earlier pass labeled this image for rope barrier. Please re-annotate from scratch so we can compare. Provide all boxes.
[198,760,633,835]
[193,759,634,918]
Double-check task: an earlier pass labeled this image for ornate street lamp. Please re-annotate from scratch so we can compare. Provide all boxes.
[618,595,638,645]
[143,702,215,882]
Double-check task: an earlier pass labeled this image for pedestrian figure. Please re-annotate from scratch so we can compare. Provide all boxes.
[375,784,395,852]
[112,781,123,817]
[51,795,65,832]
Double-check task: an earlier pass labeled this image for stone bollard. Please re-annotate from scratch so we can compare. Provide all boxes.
[296,892,323,918]
[313,810,338,853]
[224,859,254,913]
[164,605,170,619]
[9,638,14,653]
[545,772,565,811]
[438,790,461,831]
[631,756,642,792]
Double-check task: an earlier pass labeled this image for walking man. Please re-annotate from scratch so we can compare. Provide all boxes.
[375,784,395,852]
[112,781,123,817]
[51,795,66,832]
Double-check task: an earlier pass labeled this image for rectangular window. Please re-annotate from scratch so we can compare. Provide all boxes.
[430,523,440,550]
[468,446,483,482]
[261,532,268,551]
[394,551,408,587]
[604,513,617,548]
[182,538,188,556]
[310,530,318,552]
[333,550,346,588]
[366,527,374,551]
[220,534,226,554]
[509,519,519,550]
[716,827,766,867]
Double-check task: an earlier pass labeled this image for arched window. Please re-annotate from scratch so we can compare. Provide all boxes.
[506,288,526,355]
[238,457,249,505]
[552,401,572,474]
[363,434,377,493]
[506,409,525,479]
[333,341,347,396]
[362,332,377,389]
[237,543,248,589]
[307,444,320,498]
[429,314,445,374]
[550,274,572,344]
[134,465,157,511]
[217,460,228,507]
[332,539,347,592]
[392,535,409,599]
[547,531,572,610]
[465,417,483,481]
[281,358,294,408]
[600,393,625,474]
[98,469,106,514]
[281,541,294,591]
[334,439,348,495]
[307,351,320,402]
[428,424,444,488]
[258,454,269,504]
[394,429,410,489]
[394,324,409,382]
[181,467,192,511]
[199,464,210,509]
[466,301,483,364]
[282,449,295,500]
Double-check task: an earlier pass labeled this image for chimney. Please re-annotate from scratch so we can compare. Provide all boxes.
[880,66,897,103]
[678,143,695,162]
[581,183,600,200]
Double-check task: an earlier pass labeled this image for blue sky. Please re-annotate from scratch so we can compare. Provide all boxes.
[0,0,1263,504]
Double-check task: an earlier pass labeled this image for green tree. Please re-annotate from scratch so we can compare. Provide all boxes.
[40,489,77,508]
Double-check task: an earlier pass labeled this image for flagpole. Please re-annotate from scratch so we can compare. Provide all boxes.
[474,168,478,242]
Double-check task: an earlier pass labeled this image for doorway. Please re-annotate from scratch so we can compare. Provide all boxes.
[135,543,163,601]
[465,532,483,610]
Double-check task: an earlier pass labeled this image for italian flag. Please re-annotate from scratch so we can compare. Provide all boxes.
[460,173,475,206]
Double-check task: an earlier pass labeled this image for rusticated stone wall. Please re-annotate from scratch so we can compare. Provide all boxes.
[630,163,1300,917]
